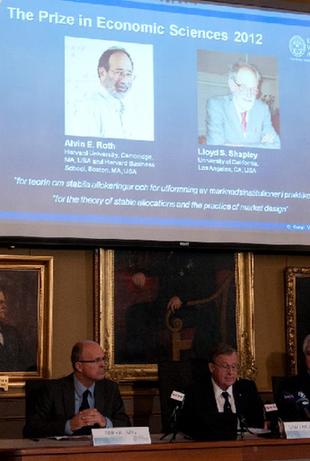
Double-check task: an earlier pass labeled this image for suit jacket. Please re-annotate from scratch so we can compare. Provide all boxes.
[181,375,264,440]
[23,373,130,438]
[206,94,280,149]
[276,373,310,421]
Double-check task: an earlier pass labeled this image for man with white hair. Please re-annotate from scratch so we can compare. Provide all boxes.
[206,62,280,148]
[180,343,264,440]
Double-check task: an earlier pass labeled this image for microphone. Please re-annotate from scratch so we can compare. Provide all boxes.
[281,391,295,402]
[264,403,280,437]
[295,391,310,420]
[161,390,185,441]
[169,391,185,428]
[170,390,185,417]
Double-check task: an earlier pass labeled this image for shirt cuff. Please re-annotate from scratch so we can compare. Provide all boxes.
[65,420,73,435]
[105,417,113,428]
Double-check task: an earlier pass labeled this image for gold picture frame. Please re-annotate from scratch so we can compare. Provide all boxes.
[95,249,255,382]
[0,255,53,393]
[285,266,310,375]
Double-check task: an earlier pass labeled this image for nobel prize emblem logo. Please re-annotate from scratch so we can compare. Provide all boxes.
[289,35,306,58]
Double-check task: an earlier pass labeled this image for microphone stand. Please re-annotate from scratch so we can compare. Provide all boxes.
[160,405,182,442]
[237,414,248,440]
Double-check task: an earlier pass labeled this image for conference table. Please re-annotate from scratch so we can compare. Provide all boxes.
[1,434,310,461]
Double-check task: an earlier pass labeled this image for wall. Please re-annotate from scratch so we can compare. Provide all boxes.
[0,247,163,437]
[1,247,310,437]
[255,253,310,390]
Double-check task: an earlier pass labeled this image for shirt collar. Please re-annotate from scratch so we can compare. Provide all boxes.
[211,377,233,398]
[74,374,95,398]
[98,84,126,108]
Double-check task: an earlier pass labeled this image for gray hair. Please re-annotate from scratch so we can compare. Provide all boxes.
[228,62,261,84]
[209,343,237,363]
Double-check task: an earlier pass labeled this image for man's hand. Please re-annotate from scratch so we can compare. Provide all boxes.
[70,408,107,432]
[167,296,182,313]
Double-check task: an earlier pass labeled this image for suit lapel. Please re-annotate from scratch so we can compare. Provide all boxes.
[62,375,76,418]
[226,97,243,138]
[205,377,219,412]
[233,380,245,416]
[94,380,106,414]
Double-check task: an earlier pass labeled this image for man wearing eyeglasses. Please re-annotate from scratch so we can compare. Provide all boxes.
[181,343,265,440]
[23,340,130,438]
[87,46,136,139]
[206,62,280,149]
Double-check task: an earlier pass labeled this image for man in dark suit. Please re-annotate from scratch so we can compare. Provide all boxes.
[23,340,130,438]
[181,343,265,440]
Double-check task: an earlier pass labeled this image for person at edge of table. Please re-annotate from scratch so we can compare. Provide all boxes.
[23,339,130,438]
[180,343,265,440]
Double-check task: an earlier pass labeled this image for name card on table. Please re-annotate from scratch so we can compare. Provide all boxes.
[92,427,151,446]
[283,421,310,439]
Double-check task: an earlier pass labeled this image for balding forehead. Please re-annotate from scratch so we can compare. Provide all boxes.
[109,51,133,68]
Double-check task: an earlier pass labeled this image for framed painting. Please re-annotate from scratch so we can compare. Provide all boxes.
[0,255,53,394]
[285,266,310,375]
[95,249,256,381]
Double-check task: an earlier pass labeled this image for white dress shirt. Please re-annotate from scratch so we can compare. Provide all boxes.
[211,378,237,413]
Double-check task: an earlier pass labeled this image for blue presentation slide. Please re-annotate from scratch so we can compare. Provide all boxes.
[1,0,310,244]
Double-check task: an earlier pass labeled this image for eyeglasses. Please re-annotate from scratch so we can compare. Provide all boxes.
[78,357,106,364]
[109,70,134,80]
[233,80,258,96]
[213,362,240,372]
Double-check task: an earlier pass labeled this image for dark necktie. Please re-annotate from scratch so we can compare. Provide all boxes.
[79,389,90,411]
[74,390,91,436]
[222,391,232,414]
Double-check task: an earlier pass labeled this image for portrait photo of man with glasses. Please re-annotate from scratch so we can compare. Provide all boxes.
[65,38,154,141]
[88,46,137,140]
[198,51,280,149]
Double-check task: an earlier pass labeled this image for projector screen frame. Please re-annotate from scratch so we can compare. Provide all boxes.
[1,0,310,250]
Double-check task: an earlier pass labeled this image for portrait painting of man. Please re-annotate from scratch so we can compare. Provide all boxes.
[112,249,237,365]
[0,269,39,372]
